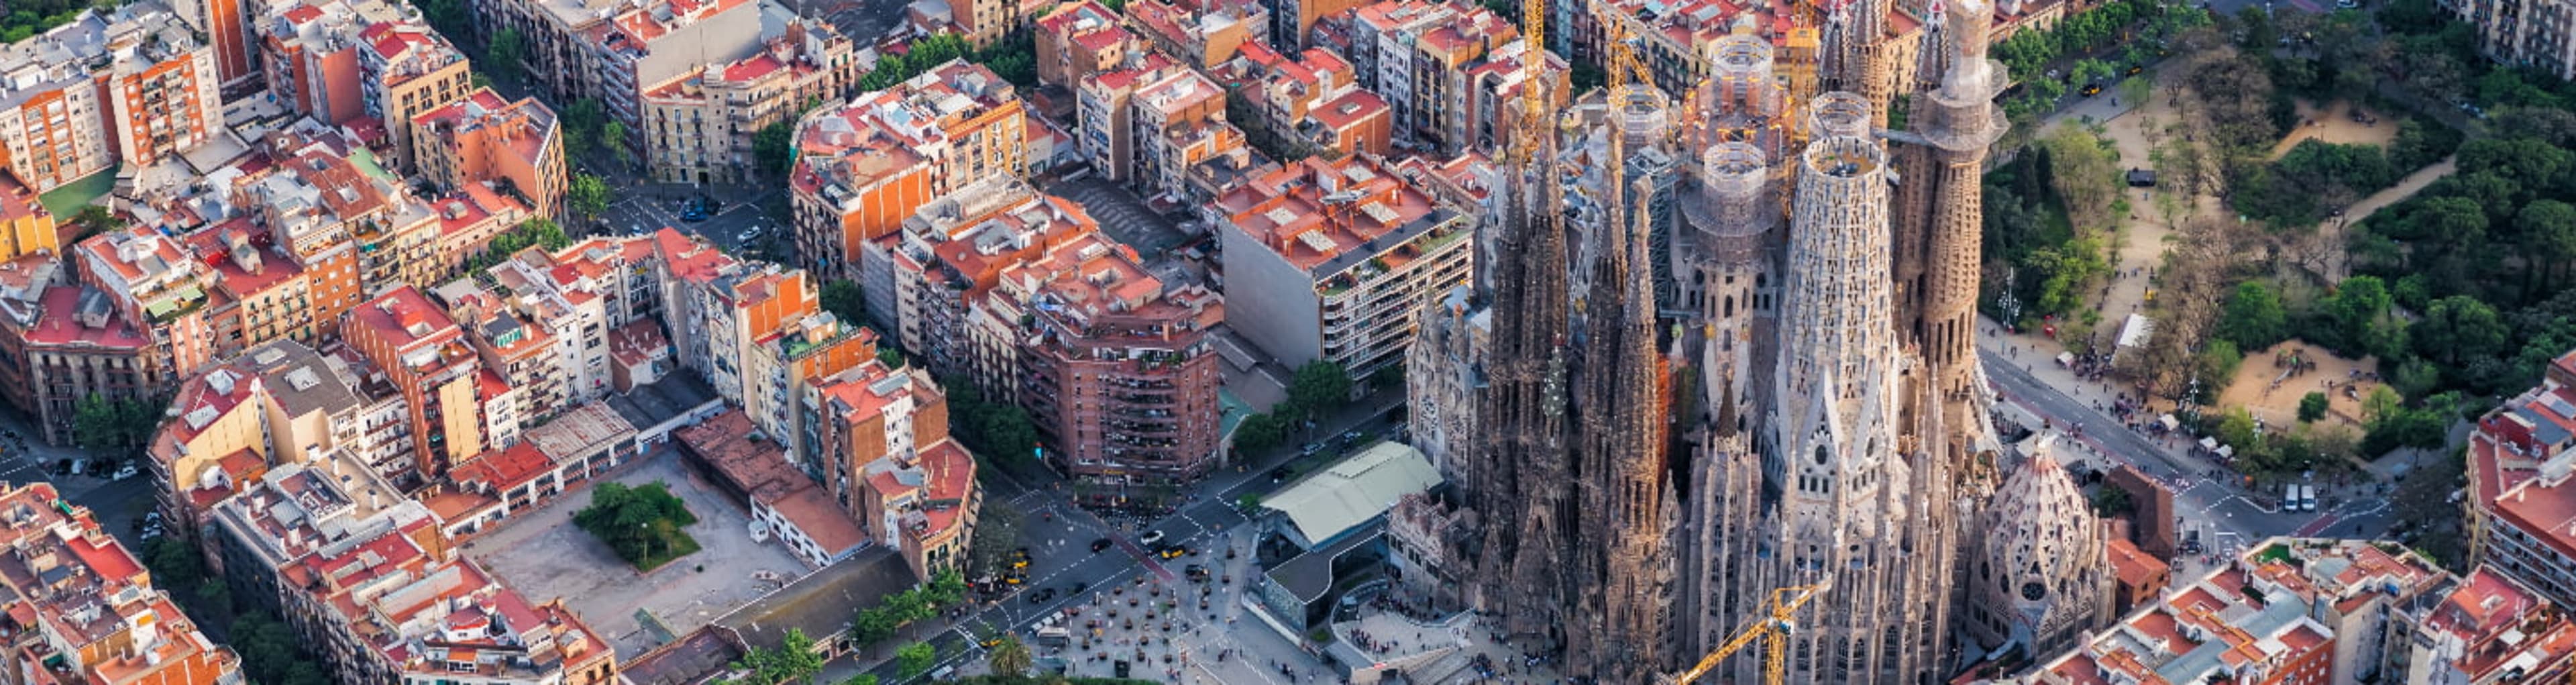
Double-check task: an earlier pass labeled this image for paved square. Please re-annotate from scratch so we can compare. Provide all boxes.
[466,449,808,658]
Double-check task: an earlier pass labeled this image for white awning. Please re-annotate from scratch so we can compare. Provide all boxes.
[2116,313,2155,348]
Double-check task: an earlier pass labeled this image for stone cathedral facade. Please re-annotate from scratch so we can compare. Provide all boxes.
[1403,0,2125,678]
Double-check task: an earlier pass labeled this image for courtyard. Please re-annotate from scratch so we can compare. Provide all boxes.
[466,448,808,658]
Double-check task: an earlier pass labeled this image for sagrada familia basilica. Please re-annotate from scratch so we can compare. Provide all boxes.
[1401,0,2121,677]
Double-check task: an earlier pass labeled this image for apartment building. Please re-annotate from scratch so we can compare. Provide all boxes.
[0,2,220,192]
[789,60,1028,283]
[1076,53,1179,191]
[2027,538,2451,685]
[0,172,58,261]
[1127,0,1263,67]
[435,279,573,421]
[974,231,1224,483]
[1215,154,1470,374]
[429,182,537,277]
[411,88,568,219]
[292,542,616,684]
[2464,350,2576,606]
[865,175,1093,374]
[2455,0,2576,81]
[746,309,875,466]
[146,361,270,541]
[341,285,490,480]
[642,19,863,185]
[1034,0,1134,89]
[472,0,765,142]
[0,278,158,447]
[1078,60,1242,199]
[1224,41,1391,158]
[74,225,220,380]
[0,482,244,685]
[248,129,389,340]
[1330,0,1519,155]
[240,339,419,488]
[256,0,474,166]
[205,457,443,625]
[356,195,442,287]
[809,361,981,579]
[185,224,316,360]
[170,0,255,89]
[2396,568,2576,684]
[484,250,619,406]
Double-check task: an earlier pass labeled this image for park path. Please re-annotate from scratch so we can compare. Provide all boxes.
[2310,156,2456,280]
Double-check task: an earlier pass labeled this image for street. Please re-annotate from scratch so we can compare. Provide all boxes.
[821,397,1406,681]
[1977,334,2395,577]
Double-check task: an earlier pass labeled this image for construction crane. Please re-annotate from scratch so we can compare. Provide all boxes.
[1662,582,1829,685]
[1507,0,1551,163]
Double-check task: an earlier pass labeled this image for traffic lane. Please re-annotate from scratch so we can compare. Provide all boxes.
[1214,399,1407,505]
[1981,349,2199,478]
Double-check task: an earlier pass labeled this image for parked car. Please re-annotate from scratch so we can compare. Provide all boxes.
[111,463,137,481]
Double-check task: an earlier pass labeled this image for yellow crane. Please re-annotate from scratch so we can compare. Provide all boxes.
[1664,582,1829,685]
[1508,0,1550,163]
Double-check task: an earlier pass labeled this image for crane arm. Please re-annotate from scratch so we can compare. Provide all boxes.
[1667,583,1828,685]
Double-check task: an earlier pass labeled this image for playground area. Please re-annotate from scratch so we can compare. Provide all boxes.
[2214,341,2386,429]
[2266,99,2401,160]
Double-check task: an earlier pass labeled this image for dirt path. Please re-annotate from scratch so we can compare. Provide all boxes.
[2266,100,2400,160]
[2068,79,2185,350]
[2309,157,2457,280]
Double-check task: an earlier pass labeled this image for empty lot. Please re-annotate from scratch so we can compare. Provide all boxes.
[466,449,808,658]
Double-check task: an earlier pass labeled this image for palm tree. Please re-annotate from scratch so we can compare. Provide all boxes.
[987,635,1032,678]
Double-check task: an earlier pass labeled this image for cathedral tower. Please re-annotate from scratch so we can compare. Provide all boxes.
[1684,101,1962,684]
[1901,0,2010,489]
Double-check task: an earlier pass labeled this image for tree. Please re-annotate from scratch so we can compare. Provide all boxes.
[486,28,528,86]
[894,642,936,680]
[2298,392,2330,423]
[987,635,1032,677]
[2198,339,2245,390]
[820,279,867,327]
[2361,385,2405,427]
[2216,281,2289,350]
[2216,406,2261,450]
[2413,296,2509,367]
[754,120,798,180]
[567,172,612,221]
[731,629,826,684]
[600,121,633,164]
[71,393,152,450]
[570,481,700,569]
[1285,359,1353,420]
[851,608,900,647]
[561,98,606,158]
[2522,200,2576,287]
[966,501,1024,577]
[2037,124,2121,231]
[2090,484,2135,517]
[70,205,123,239]
[1234,413,1287,452]
[2324,276,2400,358]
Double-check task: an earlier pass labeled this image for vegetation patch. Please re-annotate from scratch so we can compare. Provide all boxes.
[572,482,701,571]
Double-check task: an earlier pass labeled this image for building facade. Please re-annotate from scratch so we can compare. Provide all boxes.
[1215,154,1470,376]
